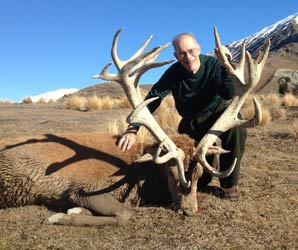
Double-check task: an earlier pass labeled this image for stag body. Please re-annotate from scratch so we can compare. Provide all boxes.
[0,133,200,225]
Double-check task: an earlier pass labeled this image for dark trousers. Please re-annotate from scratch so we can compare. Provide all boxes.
[178,100,247,188]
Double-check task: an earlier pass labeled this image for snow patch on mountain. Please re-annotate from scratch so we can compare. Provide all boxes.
[208,13,298,59]
[29,88,79,102]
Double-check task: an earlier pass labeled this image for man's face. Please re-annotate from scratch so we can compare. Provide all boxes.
[174,35,201,74]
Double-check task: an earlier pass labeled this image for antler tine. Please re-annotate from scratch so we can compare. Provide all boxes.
[134,59,174,88]
[92,63,120,81]
[193,27,270,178]
[112,29,153,71]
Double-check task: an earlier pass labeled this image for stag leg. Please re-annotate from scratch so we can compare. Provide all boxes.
[45,193,132,226]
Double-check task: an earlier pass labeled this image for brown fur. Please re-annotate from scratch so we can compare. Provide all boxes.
[0,132,200,225]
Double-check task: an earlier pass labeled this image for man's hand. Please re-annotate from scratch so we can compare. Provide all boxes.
[117,127,138,151]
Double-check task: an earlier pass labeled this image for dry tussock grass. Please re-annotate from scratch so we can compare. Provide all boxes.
[100,96,114,110]
[22,97,33,104]
[289,119,298,140]
[66,95,87,111]
[283,93,298,107]
[47,99,56,104]
[115,96,131,109]
[0,99,12,104]
[154,95,181,135]
[260,93,281,107]
[0,101,297,250]
[36,97,47,104]
[85,94,101,110]
[241,96,272,127]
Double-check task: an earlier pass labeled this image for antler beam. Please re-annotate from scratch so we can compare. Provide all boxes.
[92,29,190,188]
[193,26,270,177]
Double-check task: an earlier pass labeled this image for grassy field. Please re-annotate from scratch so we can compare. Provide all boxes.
[0,101,297,250]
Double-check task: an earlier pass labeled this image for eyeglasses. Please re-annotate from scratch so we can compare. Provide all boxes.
[177,48,198,58]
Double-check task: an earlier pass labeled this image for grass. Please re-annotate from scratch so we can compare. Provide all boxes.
[283,93,298,107]
[85,94,101,110]
[0,236,19,250]
[21,97,33,104]
[65,95,87,111]
[0,99,297,250]
[289,119,298,140]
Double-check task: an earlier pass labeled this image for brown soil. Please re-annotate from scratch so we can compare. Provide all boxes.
[0,103,297,250]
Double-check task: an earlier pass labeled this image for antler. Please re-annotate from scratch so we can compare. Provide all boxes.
[92,29,190,188]
[193,26,270,177]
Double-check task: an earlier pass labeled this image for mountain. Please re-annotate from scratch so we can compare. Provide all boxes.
[75,82,152,98]
[212,13,298,94]
[226,13,298,59]
[30,88,79,103]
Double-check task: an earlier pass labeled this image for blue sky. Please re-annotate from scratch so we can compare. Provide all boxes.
[0,0,297,102]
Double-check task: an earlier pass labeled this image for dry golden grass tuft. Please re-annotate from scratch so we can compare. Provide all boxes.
[66,95,87,111]
[268,106,286,121]
[106,115,127,135]
[100,96,114,110]
[260,93,281,107]
[0,99,12,104]
[289,119,298,140]
[22,97,33,104]
[241,96,271,127]
[154,95,181,135]
[36,97,47,104]
[48,99,56,104]
[85,95,101,110]
[283,93,298,107]
[106,114,155,145]
[115,96,131,109]
[257,94,287,121]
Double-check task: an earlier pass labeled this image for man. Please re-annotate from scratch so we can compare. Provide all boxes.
[117,32,247,200]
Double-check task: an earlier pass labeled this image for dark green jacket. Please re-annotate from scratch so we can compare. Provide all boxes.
[146,54,234,118]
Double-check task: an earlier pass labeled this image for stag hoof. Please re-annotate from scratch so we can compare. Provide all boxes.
[116,210,132,225]
[43,213,67,225]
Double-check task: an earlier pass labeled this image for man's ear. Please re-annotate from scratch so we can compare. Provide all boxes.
[174,51,179,60]
[197,44,201,54]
